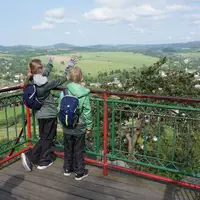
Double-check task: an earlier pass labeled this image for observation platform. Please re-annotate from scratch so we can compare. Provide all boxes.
[1,158,199,200]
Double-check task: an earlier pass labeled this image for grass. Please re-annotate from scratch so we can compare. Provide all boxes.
[177,52,200,58]
[36,52,159,77]
[0,106,24,140]
[0,106,22,121]
[0,53,14,58]
[0,123,23,140]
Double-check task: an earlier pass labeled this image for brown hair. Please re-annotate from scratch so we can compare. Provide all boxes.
[29,59,43,74]
[24,59,43,87]
[67,67,83,83]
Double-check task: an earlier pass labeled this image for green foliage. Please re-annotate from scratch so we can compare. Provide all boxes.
[95,57,200,179]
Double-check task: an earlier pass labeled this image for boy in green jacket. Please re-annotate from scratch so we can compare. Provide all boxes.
[58,67,92,180]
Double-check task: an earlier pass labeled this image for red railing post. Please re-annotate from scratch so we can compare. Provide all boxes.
[26,107,32,147]
[103,93,108,176]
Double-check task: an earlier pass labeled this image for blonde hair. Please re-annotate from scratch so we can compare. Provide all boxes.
[29,59,43,74]
[67,67,83,83]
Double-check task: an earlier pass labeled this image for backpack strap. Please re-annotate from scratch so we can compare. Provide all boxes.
[63,88,69,96]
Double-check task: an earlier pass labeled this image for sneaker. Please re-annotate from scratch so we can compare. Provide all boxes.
[37,162,53,170]
[21,153,32,172]
[75,169,89,181]
[63,169,73,176]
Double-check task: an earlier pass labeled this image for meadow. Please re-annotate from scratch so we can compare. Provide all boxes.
[37,52,159,77]
[0,53,14,59]
[177,52,200,58]
[0,106,23,140]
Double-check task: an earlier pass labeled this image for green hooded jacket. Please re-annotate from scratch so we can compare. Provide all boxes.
[58,82,93,135]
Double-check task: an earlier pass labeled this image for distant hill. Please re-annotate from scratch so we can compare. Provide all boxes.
[0,41,200,52]
[0,45,33,52]
[39,43,75,49]
[86,41,200,51]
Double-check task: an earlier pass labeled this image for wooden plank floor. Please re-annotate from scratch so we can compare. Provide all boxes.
[0,158,199,200]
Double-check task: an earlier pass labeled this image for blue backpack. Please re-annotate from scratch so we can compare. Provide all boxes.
[59,89,79,128]
[23,85,42,110]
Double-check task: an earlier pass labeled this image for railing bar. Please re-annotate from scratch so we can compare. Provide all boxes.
[106,154,199,177]
[156,116,162,159]
[31,110,37,140]
[171,117,177,162]
[130,114,135,156]
[21,103,26,141]
[4,106,9,141]
[143,125,148,158]
[113,109,200,120]
[96,100,100,154]
[1,85,200,103]
[107,99,200,112]
[13,105,17,138]
[111,102,115,156]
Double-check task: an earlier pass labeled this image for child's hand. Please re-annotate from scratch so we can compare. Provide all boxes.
[86,130,91,134]
[80,82,86,87]
[47,56,54,63]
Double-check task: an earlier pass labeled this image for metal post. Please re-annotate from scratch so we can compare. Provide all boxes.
[103,93,108,176]
[26,107,32,146]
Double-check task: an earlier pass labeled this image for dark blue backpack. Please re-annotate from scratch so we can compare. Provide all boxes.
[23,85,42,110]
[59,89,79,128]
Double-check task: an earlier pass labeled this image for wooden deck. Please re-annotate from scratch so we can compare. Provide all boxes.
[0,158,199,200]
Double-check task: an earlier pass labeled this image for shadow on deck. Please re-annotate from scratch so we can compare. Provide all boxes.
[0,158,199,200]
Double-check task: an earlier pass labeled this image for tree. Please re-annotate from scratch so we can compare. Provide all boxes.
[89,57,200,179]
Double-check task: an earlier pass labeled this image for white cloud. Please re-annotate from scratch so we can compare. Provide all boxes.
[32,22,54,30]
[65,32,71,35]
[126,15,138,22]
[105,20,121,25]
[32,8,67,30]
[134,28,145,34]
[192,20,200,24]
[183,13,200,25]
[132,5,163,17]
[152,14,168,20]
[44,8,65,24]
[166,4,192,11]
[190,31,196,35]
[84,1,197,28]
[180,36,193,41]
[45,8,65,19]
[44,17,65,24]
[84,4,165,24]
[84,7,123,21]
[78,30,84,36]
[168,36,172,40]
[184,14,200,19]
[129,24,154,35]
[96,0,134,8]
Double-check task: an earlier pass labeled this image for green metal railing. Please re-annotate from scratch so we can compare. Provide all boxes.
[30,95,104,159]
[106,99,200,178]
[0,91,199,179]
[0,93,27,156]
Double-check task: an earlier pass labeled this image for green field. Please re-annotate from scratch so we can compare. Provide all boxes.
[37,52,159,77]
[0,53,14,57]
[0,106,23,140]
[0,106,22,121]
[177,52,200,58]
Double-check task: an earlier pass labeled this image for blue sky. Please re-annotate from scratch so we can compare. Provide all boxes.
[0,0,200,46]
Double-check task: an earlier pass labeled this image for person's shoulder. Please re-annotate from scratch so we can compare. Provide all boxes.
[81,85,90,94]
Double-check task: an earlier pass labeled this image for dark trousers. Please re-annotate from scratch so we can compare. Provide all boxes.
[63,133,85,174]
[27,118,57,166]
